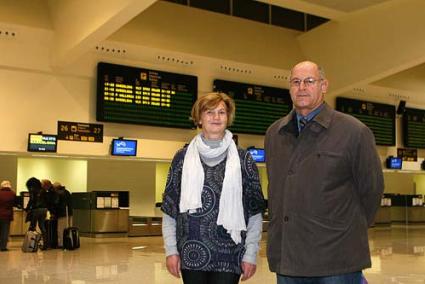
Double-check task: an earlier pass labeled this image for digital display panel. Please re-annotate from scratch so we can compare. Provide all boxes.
[248,148,265,163]
[97,62,197,129]
[402,107,425,148]
[27,134,57,152]
[213,79,292,135]
[58,121,103,142]
[386,156,402,169]
[397,148,417,161]
[111,139,137,156]
[336,97,395,146]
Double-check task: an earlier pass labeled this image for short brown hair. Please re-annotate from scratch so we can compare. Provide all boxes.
[191,92,235,127]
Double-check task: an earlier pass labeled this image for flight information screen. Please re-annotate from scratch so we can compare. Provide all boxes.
[97,62,197,129]
[336,97,395,146]
[403,107,425,148]
[213,79,292,135]
[27,134,57,152]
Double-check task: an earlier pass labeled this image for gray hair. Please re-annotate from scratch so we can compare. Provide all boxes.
[290,61,326,80]
[318,65,326,80]
[0,180,12,189]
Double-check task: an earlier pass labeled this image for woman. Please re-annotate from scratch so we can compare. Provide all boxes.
[25,177,49,250]
[0,180,16,251]
[161,92,265,284]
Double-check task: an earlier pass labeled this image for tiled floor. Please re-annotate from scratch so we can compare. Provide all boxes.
[1,226,425,283]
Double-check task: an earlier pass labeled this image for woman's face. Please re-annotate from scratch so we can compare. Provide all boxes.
[200,101,228,140]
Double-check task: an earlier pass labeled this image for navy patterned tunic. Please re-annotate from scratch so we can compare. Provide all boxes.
[161,147,265,274]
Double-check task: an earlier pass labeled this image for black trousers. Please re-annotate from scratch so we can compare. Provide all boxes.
[29,208,48,248]
[181,270,240,284]
[0,220,10,250]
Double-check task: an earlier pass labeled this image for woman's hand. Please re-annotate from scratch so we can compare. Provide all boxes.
[241,261,256,281]
[166,254,181,278]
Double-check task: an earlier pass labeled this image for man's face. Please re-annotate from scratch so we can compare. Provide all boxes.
[289,62,328,115]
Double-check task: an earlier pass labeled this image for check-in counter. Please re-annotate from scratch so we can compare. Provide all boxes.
[375,207,392,225]
[407,206,425,223]
[72,191,130,237]
[128,216,162,237]
[374,195,392,226]
[389,194,425,224]
[10,193,30,236]
[10,209,30,236]
[73,208,129,234]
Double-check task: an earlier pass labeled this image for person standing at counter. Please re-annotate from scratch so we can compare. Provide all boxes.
[41,179,58,219]
[161,92,266,284]
[265,61,384,283]
[53,182,73,248]
[0,180,16,251]
[26,177,49,250]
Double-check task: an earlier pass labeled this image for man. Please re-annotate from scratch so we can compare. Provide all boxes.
[41,179,58,219]
[53,182,73,248]
[265,61,384,283]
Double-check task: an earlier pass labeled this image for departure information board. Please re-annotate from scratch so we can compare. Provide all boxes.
[97,62,197,129]
[402,107,425,148]
[336,97,395,146]
[213,79,292,135]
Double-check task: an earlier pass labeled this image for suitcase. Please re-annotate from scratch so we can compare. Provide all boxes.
[63,206,80,250]
[22,230,41,252]
[45,219,58,249]
[63,227,80,250]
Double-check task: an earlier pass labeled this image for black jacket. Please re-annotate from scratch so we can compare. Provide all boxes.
[56,187,72,217]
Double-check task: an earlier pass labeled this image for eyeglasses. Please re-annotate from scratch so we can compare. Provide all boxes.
[289,77,322,88]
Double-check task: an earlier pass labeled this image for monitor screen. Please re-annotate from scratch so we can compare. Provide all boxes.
[386,156,402,169]
[27,134,57,152]
[248,148,265,163]
[111,139,137,156]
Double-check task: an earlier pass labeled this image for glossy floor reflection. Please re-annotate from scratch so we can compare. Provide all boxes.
[1,226,425,283]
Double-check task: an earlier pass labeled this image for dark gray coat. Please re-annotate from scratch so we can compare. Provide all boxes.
[264,103,384,277]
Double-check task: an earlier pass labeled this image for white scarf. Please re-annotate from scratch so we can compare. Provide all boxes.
[180,130,246,244]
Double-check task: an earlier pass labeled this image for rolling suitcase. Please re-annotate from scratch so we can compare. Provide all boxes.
[63,206,80,250]
[45,219,58,249]
[63,227,80,250]
[22,230,41,252]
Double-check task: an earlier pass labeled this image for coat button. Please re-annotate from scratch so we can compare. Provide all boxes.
[284,216,289,222]
[288,170,294,175]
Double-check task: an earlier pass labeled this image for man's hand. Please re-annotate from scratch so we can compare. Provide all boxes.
[166,254,181,278]
[241,261,256,281]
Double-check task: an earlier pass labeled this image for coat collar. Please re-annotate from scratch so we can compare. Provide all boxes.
[278,102,333,135]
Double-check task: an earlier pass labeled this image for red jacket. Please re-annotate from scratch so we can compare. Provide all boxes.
[0,187,16,221]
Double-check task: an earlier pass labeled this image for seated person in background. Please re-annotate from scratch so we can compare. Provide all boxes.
[53,182,73,248]
[0,180,16,251]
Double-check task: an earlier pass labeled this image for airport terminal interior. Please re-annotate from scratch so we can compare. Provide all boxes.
[0,227,424,283]
[2,0,425,283]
